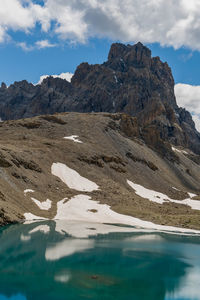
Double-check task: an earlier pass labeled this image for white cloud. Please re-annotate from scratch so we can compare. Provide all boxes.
[35,39,56,49]
[17,41,34,51]
[2,1,200,49]
[0,0,37,41]
[17,39,56,51]
[175,83,200,132]
[37,72,73,84]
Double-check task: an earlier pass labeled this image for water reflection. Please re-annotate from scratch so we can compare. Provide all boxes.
[45,239,94,261]
[0,221,200,300]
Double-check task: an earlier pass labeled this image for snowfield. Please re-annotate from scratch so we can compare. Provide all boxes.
[51,162,99,192]
[127,180,200,210]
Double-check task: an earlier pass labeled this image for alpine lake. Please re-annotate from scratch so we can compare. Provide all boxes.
[0,221,200,300]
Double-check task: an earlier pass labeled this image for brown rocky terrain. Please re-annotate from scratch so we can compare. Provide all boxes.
[1,112,200,230]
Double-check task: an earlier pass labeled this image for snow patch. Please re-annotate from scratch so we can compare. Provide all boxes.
[127,180,167,204]
[31,198,52,210]
[188,192,197,198]
[127,180,199,210]
[63,135,83,143]
[51,163,99,192]
[24,213,48,221]
[172,187,180,191]
[172,146,188,154]
[24,189,35,195]
[54,220,136,238]
[53,194,200,234]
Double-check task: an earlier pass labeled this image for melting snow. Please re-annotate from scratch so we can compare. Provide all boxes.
[54,220,138,238]
[53,194,200,234]
[24,189,35,195]
[24,213,48,221]
[127,180,199,210]
[31,198,52,210]
[63,135,83,143]
[51,163,99,192]
[127,181,167,204]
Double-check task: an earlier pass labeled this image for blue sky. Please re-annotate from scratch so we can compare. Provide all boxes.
[0,0,200,129]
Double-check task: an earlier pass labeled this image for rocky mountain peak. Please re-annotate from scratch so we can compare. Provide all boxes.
[107,42,152,68]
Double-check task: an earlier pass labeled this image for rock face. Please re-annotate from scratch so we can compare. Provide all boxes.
[0,42,199,154]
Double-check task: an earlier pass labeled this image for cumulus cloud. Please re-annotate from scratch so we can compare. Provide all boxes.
[0,0,37,41]
[175,83,200,132]
[2,0,200,49]
[37,72,73,84]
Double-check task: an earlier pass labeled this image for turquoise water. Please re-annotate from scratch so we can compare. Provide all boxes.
[0,221,200,300]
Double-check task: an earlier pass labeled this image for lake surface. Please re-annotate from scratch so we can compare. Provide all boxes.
[0,221,200,300]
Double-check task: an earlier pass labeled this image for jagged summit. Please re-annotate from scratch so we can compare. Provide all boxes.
[0,42,199,155]
[107,42,152,66]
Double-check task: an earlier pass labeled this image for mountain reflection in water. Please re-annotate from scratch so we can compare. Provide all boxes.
[0,221,200,300]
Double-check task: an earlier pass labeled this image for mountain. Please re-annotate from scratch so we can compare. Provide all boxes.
[0,112,200,232]
[1,43,200,231]
[0,42,200,156]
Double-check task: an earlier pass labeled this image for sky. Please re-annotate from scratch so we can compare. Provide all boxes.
[0,0,200,129]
